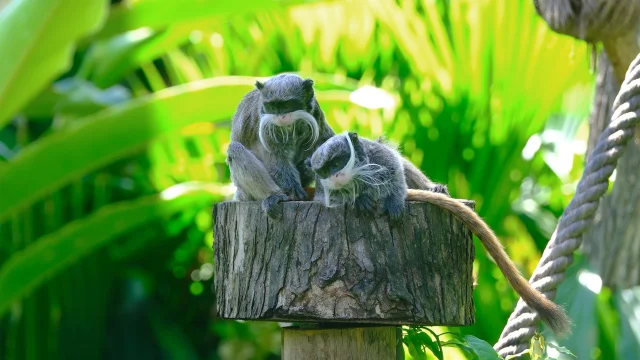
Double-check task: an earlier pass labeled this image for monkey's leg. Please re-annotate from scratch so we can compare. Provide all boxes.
[402,159,450,196]
[381,190,406,223]
[233,188,250,201]
[419,182,450,196]
[228,141,288,218]
[265,156,308,201]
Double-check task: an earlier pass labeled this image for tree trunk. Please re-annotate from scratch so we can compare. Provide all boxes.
[212,200,476,326]
[582,50,640,289]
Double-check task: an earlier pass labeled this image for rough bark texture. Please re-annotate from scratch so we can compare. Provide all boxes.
[281,326,401,360]
[213,200,475,326]
[582,51,640,289]
[603,30,640,83]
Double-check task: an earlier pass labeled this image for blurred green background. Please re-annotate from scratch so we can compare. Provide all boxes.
[1,0,636,359]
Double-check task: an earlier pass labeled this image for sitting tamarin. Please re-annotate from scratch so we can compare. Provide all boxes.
[230,73,335,207]
[306,132,571,336]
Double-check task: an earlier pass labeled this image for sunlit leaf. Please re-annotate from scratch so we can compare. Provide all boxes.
[80,26,192,88]
[91,0,333,41]
[547,342,577,358]
[402,332,429,360]
[0,77,255,220]
[53,78,131,118]
[441,339,478,359]
[0,0,108,128]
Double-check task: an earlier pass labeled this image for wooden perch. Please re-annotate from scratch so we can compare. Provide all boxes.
[213,200,476,327]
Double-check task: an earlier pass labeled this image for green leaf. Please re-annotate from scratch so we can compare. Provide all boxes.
[464,335,501,360]
[415,332,443,360]
[402,327,443,360]
[547,343,577,358]
[616,286,640,359]
[21,79,131,119]
[0,182,217,317]
[91,0,332,41]
[0,0,108,128]
[402,333,428,360]
[21,87,63,119]
[441,339,478,360]
[53,78,131,118]
[79,26,192,88]
[541,254,596,360]
[0,76,254,220]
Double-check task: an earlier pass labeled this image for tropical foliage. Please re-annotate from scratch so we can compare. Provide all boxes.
[1,0,636,359]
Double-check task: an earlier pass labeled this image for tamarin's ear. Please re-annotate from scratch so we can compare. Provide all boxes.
[255,80,265,90]
[302,78,314,98]
[347,132,366,159]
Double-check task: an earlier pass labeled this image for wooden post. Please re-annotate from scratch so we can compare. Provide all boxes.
[281,325,401,360]
[213,200,476,359]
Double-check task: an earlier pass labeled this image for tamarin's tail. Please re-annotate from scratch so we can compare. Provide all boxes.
[406,189,572,336]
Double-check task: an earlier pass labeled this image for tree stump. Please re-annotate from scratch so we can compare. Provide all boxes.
[213,200,476,359]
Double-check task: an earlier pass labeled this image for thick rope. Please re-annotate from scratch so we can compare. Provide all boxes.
[494,51,640,357]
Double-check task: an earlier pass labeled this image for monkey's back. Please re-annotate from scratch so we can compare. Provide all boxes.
[371,137,436,190]
[230,89,262,146]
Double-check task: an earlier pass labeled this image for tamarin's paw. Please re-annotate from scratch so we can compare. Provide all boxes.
[354,194,376,215]
[262,193,288,219]
[382,200,405,224]
[433,184,450,196]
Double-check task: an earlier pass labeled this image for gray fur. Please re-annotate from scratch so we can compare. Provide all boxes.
[226,141,288,219]
[308,132,449,221]
[374,136,447,193]
[231,73,335,202]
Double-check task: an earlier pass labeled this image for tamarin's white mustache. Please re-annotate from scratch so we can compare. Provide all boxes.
[320,132,389,208]
[258,110,319,152]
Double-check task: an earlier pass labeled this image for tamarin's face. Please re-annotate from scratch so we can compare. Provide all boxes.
[255,74,314,125]
[256,74,320,149]
[308,135,357,190]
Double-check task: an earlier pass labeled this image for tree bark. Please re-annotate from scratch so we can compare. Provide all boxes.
[213,200,476,326]
[281,325,402,360]
[582,50,640,289]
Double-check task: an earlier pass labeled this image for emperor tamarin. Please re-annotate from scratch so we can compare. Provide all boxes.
[306,132,571,337]
[230,73,335,205]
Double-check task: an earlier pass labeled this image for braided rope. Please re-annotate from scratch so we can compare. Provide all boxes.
[494,51,640,357]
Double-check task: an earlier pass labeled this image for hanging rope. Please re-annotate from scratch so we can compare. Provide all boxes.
[494,51,640,357]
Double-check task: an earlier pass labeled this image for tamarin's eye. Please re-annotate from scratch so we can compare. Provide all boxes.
[226,156,232,164]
